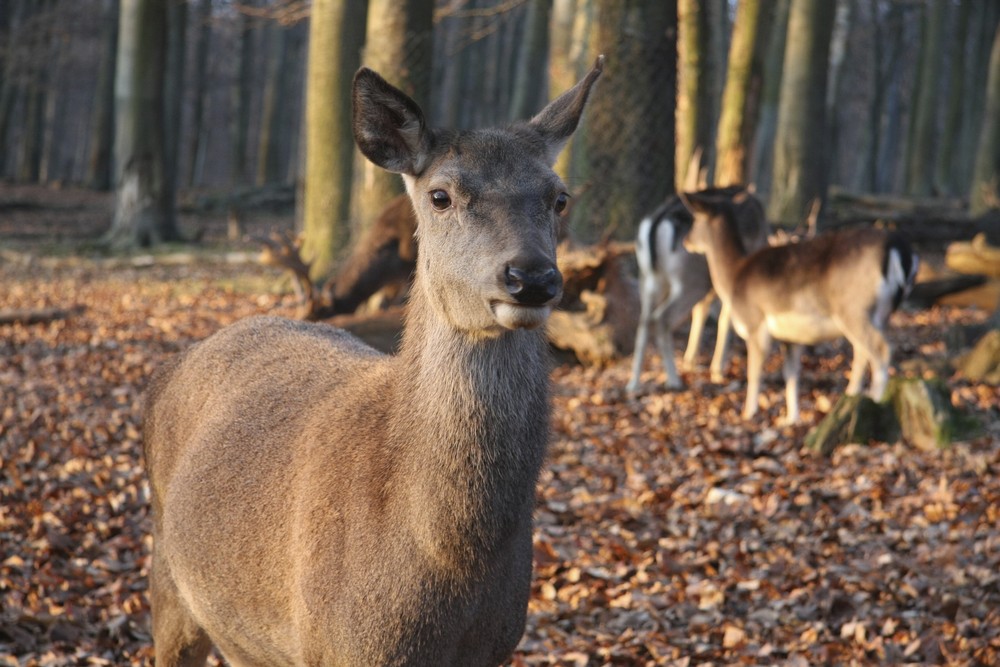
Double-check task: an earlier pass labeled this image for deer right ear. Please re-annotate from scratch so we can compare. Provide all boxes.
[353,68,434,176]
[528,55,604,165]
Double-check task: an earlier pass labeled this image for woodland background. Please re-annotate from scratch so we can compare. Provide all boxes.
[1,0,1000,665]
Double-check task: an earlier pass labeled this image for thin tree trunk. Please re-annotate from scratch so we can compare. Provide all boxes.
[163,0,187,227]
[767,0,836,226]
[87,0,120,190]
[0,0,26,178]
[301,0,368,280]
[904,0,945,197]
[185,0,211,187]
[230,2,254,184]
[348,0,432,234]
[106,0,178,249]
[935,1,971,196]
[510,0,549,122]
[256,19,287,186]
[749,0,789,194]
[676,0,717,188]
[715,0,761,186]
[970,22,1000,215]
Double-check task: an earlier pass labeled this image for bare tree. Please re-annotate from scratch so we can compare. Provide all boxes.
[300,0,368,280]
[767,0,835,226]
[970,21,1000,215]
[714,0,762,186]
[104,0,180,248]
[87,0,120,190]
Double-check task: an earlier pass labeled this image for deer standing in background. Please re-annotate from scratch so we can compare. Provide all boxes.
[627,186,769,392]
[682,188,918,424]
[143,58,603,667]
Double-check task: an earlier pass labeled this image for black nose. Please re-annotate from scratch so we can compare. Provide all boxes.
[504,265,562,306]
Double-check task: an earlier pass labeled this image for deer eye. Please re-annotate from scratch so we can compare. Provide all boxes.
[554,192,569,215]
[430,190,452,210]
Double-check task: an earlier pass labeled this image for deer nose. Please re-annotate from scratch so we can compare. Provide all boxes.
[504,264,562,306]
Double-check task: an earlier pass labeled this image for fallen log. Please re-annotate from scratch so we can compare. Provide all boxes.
[0,305,85,325]
[945,233,1000,277]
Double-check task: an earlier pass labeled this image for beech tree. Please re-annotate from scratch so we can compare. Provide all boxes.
[970,22,1000,215]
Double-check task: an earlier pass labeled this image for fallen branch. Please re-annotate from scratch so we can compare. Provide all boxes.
[0,305,85,325]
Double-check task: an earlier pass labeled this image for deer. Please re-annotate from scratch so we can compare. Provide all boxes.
[142,57,604,667]
[681,188,918,424]
[627,185,769,392]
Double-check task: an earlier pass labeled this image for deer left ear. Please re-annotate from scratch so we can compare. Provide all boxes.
[353,68,434,176]
[527,55,604,165]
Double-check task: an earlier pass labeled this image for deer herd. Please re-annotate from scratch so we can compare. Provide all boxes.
[143,59,919,666]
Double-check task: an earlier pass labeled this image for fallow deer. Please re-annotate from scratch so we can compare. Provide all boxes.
[627,186,769,391]
[682,188,918,424]
[143,58,604,666]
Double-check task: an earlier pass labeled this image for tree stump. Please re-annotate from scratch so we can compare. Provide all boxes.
[805,377,980,455]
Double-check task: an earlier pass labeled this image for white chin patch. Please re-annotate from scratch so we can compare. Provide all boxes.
[493,303,552,330]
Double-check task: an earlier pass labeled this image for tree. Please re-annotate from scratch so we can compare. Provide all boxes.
[903,0,945,197]
[163,0,186,228]
[767,0,835,227]
[348,0,432,236]
[86,0,120,190]
[575,0,675,242]
[230,1,255,184]
[970,22,1000,215]
[676,0,722,188]
[749,0,789,195]
[104,0,180,249]
[714,0,762,186]
[300,0,368,280]
[509,0,551,122]
[256,15,289,186]
[185,0,211,187]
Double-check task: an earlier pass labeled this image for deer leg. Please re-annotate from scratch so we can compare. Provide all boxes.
[682,291,713,370]
[654,314,682,389]
[781,342,803,424]
[709,299,733,384]
[742,329,770,420]
[150,555,213,667]
[627,280,657,392]
[845,346,869,396]
[841,318,892,401]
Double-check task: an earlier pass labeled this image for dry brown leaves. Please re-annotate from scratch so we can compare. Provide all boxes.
[1,242,998,666]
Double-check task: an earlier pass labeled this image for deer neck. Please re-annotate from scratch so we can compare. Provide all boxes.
[700,220,747,306]
[389,284,550,568]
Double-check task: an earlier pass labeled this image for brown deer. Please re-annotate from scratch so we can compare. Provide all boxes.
[143,58,604,666]
[682,188,918,424]
[627,185,769,391]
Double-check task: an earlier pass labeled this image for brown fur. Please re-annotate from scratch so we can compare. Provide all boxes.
[683,190,917,423]
[144,59,603,666]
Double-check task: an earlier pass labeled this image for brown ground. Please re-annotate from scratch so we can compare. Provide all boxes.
[1,185,998,666]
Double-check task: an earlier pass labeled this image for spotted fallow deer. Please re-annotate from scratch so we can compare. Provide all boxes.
[682,188,918,424]
[143,58,604,666]
[627,186,769,392]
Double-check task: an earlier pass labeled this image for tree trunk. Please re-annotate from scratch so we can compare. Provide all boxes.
[256,19,288,186]
[300,0,368,281]
[0,0,26,178]
[230,2,255,184]
[935,1,972,196]
[87,0,120,190]
[766,0,835,227]
[903,0,945,197]
[185,0,211,187]
[509,0,551,122]
[163,0,186,229]
[748,0,789,195]
[576,0,675,242]
[958,3,1000,194]
[676,0,719,188]
[348,0,432,236]
[970,22,1000,215]
[105,0,179,249]
[714,0,761,186]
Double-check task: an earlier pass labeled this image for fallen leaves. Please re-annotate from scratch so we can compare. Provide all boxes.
[1,236,999,665]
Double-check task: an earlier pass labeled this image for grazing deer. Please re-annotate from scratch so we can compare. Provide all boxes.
[143,58,604,667]
[682,188,918,424]
[627,186,769,391]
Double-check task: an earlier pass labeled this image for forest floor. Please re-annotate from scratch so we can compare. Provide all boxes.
[1,185,999,666]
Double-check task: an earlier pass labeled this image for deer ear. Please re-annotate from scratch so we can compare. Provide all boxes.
[353,68,434,175]
[528,55,604,165]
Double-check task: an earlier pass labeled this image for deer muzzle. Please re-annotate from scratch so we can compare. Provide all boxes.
[504,265,563,307]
